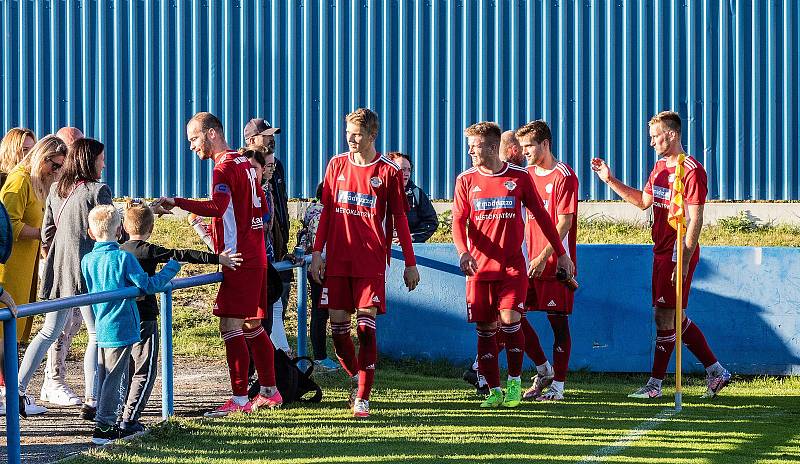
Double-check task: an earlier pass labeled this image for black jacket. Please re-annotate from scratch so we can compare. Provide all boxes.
[269,157,290,262]
[120,240,218,321]
[405,180,439,243]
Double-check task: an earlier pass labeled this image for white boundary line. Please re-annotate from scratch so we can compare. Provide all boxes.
[576,408,676,463]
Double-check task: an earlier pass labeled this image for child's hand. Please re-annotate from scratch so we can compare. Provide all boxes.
[219,249,243,270]
[0,289,18,317]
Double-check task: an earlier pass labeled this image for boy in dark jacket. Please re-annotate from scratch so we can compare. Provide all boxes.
[118,203,241,433]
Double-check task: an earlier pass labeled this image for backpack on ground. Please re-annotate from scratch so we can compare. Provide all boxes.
[249,350,323,404]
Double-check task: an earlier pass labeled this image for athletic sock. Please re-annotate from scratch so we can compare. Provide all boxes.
[536,361,553,377]
[243,325,276,387]
[548,314,572,382]
[550,380,565,393]
[651,328,676,380]
[682,318,718,368]
[221,329,250,396]
[356,315,377,401]
[500,321,524,378]
[705,361,724,377]
[495,328,507,352]
[476,327,501,389]
[331,321,359,377]
[507,375,521,382]
[232,395,249,406]
[259,386,277,397]
[647,377,663,389]
[520,317,549,365]
[472,356,479,371]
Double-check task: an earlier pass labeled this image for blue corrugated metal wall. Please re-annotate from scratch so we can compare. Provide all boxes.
[1,1,798,200]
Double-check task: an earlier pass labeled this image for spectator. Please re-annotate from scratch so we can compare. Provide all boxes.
[244,118,291,332]
[499,130,525,167]
[0,128,36,189]
[299,183,339,372]
[42,126,86,407]
[81,205,181,444]
[16,138,109,419]
[0,135,67,415]
[0,201,20,318]
[386,152,439,243]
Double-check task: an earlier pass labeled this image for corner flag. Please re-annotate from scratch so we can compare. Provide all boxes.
[669,153,687,412]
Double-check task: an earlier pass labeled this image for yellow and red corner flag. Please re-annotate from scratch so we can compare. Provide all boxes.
[669,153,687,412]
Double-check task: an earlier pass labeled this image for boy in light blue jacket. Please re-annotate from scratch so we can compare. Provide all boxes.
[81,205,181,445]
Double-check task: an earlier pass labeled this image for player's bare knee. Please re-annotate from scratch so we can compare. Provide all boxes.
[219,317,244,333]
[356,306,378,318]
[476,321,497,331]
[328,309,351,324]
[498,309,522,325]
[654,308,676,330]
[241,319,262,331]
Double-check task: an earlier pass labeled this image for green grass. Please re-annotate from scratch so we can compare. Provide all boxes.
[67,368,800,464]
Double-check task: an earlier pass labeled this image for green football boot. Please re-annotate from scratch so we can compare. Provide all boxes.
[480,387,504,408]
[502,378,522,408]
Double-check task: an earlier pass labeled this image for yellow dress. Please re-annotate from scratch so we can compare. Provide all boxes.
[0,166,43,342]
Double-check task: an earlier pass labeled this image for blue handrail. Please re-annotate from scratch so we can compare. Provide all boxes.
[2,255,310,464]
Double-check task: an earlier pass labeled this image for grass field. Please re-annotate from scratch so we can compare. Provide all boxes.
[64,212,800,463]
[68,367,800,464]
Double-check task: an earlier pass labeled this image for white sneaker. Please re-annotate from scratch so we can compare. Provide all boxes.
[40,382,82,406]
[22,394,48,415]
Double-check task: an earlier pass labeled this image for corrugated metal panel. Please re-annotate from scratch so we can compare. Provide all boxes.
[0,0,798,200]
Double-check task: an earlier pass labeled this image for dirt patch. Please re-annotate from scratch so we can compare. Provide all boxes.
[1,357,231,464]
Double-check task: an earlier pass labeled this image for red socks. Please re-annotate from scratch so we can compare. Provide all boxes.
[547,314,571,382]
[651,328,677,380]
[682,318,718,368]
[331,321,359,377]
[221,329,249,396]
[520,317,548,365]
[243,325,276,387]
[500,322,524,378]
[476,327,500,388]
[356,315,377,401]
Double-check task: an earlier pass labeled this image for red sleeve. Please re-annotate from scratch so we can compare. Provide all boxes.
[312,162,335,253]
[388,168,416,266]
[174,167,231,217]
[451,176,469,256]
[683,167,708,205]
[556,174,578,216]
[644,165,656,195]
[522,175,566,256]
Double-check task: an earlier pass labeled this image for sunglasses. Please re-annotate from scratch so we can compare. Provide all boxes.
[49,159,63,171]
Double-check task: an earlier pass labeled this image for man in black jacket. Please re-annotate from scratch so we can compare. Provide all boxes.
[387,152,439,243]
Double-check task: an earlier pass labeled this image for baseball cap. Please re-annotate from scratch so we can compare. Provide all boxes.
[244,118,281,139]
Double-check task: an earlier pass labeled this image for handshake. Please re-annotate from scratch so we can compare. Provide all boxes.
[148,197,177,217]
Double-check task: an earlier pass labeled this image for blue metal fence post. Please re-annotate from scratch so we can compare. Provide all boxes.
[159,290,174,419]
[4,317,21,464]
[295,261,308,359]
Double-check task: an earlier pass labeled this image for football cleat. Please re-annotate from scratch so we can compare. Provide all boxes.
[523,372,554,401]
[480,388,505,408]
[702,369,732,398]
[536,389,564,402]
[353,398,370,418]
[627,384,663,399]
[251,390,283,410]
[502,379,522,408]
[203,398,253,418]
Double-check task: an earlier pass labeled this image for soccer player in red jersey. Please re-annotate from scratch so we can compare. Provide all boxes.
[453,121,574,408]
[591,111,731,399]
[158,112,282,416]
[308,108,420,418]
[514,120,578,402]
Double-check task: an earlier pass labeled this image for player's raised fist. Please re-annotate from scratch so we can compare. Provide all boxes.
[590,158,612,183]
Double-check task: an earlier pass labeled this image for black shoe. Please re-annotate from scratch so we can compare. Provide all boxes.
[81,403,96,421]
[476,384,490,396]
[18,395,27,419]
[119,420,146,439]
[462,368,480,388]
[92,424,120,445]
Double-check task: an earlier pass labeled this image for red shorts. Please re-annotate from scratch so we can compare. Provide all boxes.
[525,277,574,314]
[465,276,528,323]
[214,266,268,320]
[652,252,699,309]
[320,275,386,314]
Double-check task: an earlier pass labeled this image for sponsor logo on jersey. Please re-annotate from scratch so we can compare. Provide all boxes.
[214,183,230,194]
[337,190,377,208]
[371,295,381,303]
[545,183,553,194]
[473,196,516,211]
[657,296,666,303]
[504,180,517,191]
[251,217,263,229]
[652,185,671,202]
[472,185,482,192]
[370,176,383,188]
[547,299,557,307]
[337,174,346,181]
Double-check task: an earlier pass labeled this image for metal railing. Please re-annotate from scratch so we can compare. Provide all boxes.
[1,256,310,464]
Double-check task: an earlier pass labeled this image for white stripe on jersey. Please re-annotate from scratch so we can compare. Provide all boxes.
[222,198,238,254]
[556,163,571,177]
[508,164,528,173]
[684,158,698,170]
[380,155,400,170]
[456,167,479,180]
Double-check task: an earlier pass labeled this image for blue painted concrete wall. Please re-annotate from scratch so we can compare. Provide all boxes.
[382,244,800,375]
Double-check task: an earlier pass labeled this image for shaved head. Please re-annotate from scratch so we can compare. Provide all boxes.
[56,127,84,146]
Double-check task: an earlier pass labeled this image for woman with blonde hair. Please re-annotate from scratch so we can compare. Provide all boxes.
[0,128,37,188]
[0,134,67,415]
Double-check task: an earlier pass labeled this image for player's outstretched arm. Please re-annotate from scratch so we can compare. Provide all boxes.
[590,158,653,210]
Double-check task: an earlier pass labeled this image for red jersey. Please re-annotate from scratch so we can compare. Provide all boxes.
[175,151,267,267]
[452,162,566,281]
[643,155,707,257]
[526,161,578,279]
[313,152,416,278]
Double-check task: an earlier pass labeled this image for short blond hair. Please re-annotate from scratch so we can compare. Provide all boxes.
[464,122,502,142]
[648,111,681,135]
[345,108,380,137]
[124,202,154,235]
[88,204,121,240]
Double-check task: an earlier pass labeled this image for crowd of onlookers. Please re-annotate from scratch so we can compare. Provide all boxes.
[0,121,440,442]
